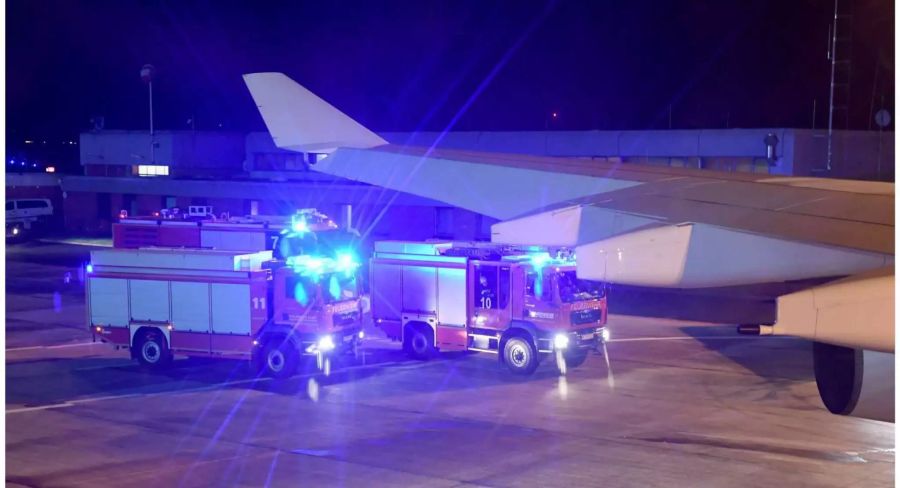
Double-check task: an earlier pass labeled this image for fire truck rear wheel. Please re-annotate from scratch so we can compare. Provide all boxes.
[260,340,298,379]
[404,325,435,360]
[134,329,172,369]
[503,336,538,375]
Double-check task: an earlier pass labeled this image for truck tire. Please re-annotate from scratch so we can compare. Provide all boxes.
[404,325,435,360]
[134,329,172,370]
[564,349,590,369]
[503,336,539,375]
[260,339,299,380]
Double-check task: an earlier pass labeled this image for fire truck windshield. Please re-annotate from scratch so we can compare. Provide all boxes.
[557,271,605,303]
[323,273,359,304]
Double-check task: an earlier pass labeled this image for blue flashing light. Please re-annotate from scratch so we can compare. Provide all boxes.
[287,254,325,275]
[335,251,359,274]
[291,215,309,234]
[294,282,310,306]
[529,252,552,268]
[328,275,341,301]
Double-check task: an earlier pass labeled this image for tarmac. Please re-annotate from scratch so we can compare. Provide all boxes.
[5,242,894,487]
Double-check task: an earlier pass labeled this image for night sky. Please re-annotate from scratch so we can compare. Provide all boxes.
[6,0,895,148]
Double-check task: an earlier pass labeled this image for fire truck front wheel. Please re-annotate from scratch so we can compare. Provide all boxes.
[564,349,590,368]
[502,336,539,375]
[259,339,299,379]
[134,329,172,370]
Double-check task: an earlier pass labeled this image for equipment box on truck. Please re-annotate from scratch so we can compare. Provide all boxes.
[370,241,609,374]
[87,247,365,378]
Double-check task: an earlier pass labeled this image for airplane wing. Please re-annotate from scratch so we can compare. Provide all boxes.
[245,72,895,421]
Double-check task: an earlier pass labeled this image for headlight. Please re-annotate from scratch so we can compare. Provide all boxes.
[317,336,335,352]
[358,330,365,339]
[553,333,570,350]
[601,328,610,342]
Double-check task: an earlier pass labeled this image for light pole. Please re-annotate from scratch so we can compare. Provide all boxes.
[140,64,155,164]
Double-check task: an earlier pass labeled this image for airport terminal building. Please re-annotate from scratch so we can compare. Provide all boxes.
[18,127,893,238]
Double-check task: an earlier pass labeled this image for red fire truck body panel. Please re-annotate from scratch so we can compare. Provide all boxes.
[87,246,366,377]
[87,248,272,360]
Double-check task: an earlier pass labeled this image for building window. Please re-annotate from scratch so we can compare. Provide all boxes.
[137,165,170,177]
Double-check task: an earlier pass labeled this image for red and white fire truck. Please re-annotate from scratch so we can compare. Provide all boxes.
[113,207,339,252]
[87,244,366,378]
[369,241,609,375]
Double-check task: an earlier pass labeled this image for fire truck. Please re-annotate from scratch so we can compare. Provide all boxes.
[87,240,366,379]
[113,207,339,252]
[369,241,609,375]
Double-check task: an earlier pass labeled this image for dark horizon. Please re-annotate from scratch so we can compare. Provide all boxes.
[7,0,895,146]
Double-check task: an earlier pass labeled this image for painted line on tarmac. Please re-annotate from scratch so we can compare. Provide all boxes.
[6,341,98,352]
[607,336,800,343]
[38,238,113,248]
[5,358,414,415]
[5,403,76,414]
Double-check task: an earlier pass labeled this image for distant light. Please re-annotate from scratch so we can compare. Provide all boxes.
[20,162,25,166]
[552,112,558,118]
[11,227,19,236]
[86,264,94,274]
[9,160,14,165]
[45,166,56,173]
[24,140,33,144]
[358,330,365,340]
[32,163,37,168]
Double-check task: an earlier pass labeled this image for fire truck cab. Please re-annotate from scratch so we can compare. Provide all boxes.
[370,241,609,375]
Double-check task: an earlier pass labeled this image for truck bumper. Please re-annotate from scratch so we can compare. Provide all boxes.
[298,326,365,356]
[538,326,608,354]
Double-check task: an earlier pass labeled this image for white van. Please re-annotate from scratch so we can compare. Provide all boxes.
[6,198,54,223]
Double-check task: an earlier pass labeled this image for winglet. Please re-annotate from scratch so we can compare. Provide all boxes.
[243,72,387,153]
